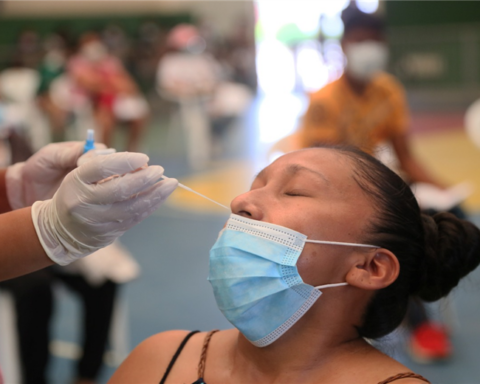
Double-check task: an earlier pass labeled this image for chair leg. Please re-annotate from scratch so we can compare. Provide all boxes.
[0,290,22,384]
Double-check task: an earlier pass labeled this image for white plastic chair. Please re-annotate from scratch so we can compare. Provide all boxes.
[156,87,212,170]
[464,98,480,149]
[0,68,50,151]
[0,68,39,104]
[0,290,22,383]
[156,54,217,170]
[49,74,97,141]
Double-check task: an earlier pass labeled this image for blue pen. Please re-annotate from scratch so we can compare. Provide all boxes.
[84,129,95,153]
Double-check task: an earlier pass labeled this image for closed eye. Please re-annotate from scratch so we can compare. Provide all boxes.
[285,191,307,197]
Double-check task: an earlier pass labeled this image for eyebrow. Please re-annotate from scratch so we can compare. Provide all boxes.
[254,164,329,184]
[285,164,330,184]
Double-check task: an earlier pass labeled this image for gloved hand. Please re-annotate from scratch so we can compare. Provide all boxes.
[31,152,178,265]
[6,141,108,210]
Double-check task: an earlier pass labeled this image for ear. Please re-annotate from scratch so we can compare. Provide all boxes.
[345,249,399,290]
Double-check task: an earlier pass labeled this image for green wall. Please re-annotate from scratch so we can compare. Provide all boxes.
[385,1,480,93]
[386,1,480,27]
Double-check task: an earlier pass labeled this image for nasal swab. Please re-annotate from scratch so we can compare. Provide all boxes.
[163,175,230,211]
[177,183,230,211]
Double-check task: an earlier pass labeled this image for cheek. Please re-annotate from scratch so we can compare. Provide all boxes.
[296,250,317,285]
[296,246,348,286]
[296,247,328,286]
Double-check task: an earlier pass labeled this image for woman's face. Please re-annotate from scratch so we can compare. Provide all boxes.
[230,148,376,286]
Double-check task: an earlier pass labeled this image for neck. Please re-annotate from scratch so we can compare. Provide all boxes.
[232,290,373,382]
[344,72,369,95]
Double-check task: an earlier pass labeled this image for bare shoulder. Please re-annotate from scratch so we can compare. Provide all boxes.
[143,330,193,352]
[389,379,430,384]
[133,330,195,363]
[107,330,196,384]
[375,363,431,384]
[352,345,430,384]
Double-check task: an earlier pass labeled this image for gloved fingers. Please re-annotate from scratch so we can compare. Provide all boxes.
[77,147,116,167]
[93,143,107,150]
[24,141,107,179]
[91,165,166,203]
[83,165,165,204]
[52,142,85,171]
[154,177,179,197]
[44,142,84,169]
[22,142,80,180]
[120,178,178,218]
[123,178,178,222]
[76,152,150,184]
[66,141,109,167]
[88,178,177,224]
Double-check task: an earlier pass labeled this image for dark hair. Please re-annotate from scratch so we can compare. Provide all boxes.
[341,4,385,35]
[321,145,480,339]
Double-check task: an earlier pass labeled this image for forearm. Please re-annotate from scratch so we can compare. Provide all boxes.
[0,168,12,213]
[399,157,443,187]
[392,133,445,188]
[0,207,53,281]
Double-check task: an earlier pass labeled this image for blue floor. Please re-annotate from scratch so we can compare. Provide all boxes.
[45,94,480,384]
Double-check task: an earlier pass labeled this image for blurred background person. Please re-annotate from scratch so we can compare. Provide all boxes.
[157,24,220,104]
[156,23,251,167]
[36,32,71,143]
[68,32,149,151]
[0,67,36,167]
[10,29,42,70]
[282,5,443,187]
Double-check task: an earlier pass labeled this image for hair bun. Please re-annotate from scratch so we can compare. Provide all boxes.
[414,212,480,301]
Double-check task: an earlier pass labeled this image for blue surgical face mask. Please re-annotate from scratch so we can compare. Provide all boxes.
[208,214,379,347]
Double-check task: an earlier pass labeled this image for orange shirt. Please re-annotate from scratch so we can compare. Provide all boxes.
[298,72,409,154]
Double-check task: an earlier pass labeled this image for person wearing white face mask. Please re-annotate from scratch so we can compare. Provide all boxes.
[108,146,480,384]
[342,31,388,84]
[293,5,441,190]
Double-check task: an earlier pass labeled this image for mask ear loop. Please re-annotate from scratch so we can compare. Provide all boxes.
[306,239,380,248]
[306,241,379,291]
[314,282,349,290]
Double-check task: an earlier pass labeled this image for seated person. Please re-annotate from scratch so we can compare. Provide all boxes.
[108,146,480,384]
[69,32,148,152]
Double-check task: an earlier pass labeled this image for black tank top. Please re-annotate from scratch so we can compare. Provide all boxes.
[158,330,430,384]
[159,330,217,384]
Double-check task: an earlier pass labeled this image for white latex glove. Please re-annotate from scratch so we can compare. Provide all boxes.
[31,152,178,265]
[5,141,108,210]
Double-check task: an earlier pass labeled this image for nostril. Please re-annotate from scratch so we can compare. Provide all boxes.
[238,210,252,217]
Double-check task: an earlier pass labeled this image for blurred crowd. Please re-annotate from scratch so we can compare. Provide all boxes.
[0,21,256,166]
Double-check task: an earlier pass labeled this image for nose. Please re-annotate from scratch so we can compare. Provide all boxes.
[230,190,264,221]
